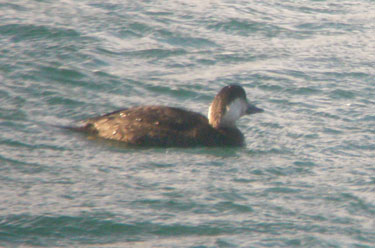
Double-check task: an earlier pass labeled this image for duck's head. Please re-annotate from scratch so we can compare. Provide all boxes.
[208,85,263,129]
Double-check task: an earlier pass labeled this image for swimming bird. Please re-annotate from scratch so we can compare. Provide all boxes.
[73,85,263,147]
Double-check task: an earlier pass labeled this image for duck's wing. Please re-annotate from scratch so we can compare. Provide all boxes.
[78,106,214,146]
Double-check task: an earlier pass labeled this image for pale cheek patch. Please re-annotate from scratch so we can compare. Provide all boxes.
[220,99,244,127]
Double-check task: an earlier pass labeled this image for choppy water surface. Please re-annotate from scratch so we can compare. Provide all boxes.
[1,0,374,247]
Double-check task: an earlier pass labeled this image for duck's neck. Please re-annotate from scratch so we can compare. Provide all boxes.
[216,126,245,146]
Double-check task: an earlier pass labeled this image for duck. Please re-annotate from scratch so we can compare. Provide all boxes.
[72,84,263,147]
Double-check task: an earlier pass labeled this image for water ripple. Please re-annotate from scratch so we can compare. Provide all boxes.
[1,0,374,247]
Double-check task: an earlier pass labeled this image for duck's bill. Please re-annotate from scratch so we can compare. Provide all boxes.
[246,103,264,115]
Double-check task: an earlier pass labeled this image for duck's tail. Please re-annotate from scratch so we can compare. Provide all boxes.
[54,123,96,134]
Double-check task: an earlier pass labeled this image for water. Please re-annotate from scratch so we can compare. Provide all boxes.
[1,0,374,247]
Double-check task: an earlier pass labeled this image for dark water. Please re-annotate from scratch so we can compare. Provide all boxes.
[1,0,374,247]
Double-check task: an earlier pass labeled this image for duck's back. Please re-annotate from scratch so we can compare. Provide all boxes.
[79,106,237,147]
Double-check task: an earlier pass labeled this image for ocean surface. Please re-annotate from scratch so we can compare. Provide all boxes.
[1,0,374,247]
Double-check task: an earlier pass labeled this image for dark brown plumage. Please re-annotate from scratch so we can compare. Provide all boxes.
[72,85,263,147]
